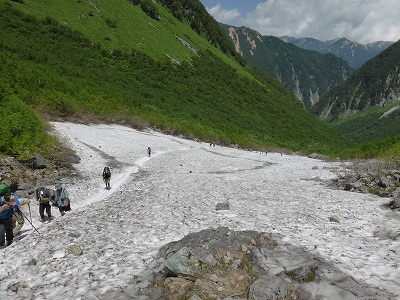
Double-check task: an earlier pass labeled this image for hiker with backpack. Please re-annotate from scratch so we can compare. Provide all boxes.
[11,193,31,237]
[36,185,53,222]
[55,183,71,216]
[0,192,16,248]
[102,167,111,189]
[147,147,151,157]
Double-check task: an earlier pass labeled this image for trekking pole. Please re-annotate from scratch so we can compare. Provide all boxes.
[19,209,40,235]
[28,203,33,225]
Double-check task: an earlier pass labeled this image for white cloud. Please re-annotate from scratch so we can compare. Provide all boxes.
[206,4,241,23]
[229,0,400,44]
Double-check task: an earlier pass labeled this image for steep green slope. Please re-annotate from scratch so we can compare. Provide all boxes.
[329,103,400,144]
[310,40,400,144]
[220,25,354,109]
[312,40,400,121]
[0,0,352,157]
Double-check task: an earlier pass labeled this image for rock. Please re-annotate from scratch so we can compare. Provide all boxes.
[387,199,400,209]
[163,247,201,279]
[106,227,396,299]
[209,274,219,283]
[203,253,218,266]
[231,259,242,269]
[329,215,340,223]
[26,259,37,266]
[31,155,47,170]
[216,202,230,210]
[188,295,203,300]
[68,244,83,255]
[248,276,300,300]
[308,153,323,159]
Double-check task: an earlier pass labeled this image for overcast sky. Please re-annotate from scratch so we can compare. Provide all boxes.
[199,0,400,44]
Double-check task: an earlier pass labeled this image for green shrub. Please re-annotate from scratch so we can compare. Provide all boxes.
[0,94,51,156]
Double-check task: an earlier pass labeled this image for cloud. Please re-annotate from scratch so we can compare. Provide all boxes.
[215,0,400,44]
[206,4,241,24]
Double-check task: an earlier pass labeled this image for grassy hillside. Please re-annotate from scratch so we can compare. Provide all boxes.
[311,40,400,122]
[0,0,352,159]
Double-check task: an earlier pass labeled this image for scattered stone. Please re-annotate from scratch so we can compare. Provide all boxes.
[68,244,83,255]
[209,274,219,283]
[26,258,37,266]
[329,215,340,223]
[216,202,230,210]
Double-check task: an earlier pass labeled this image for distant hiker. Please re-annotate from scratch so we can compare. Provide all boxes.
[0,191,16,247]
[11,193,31,237]
[102,167,111,190]
[55,183,71,216]
[147,147,151,157]
[36,185,53,222]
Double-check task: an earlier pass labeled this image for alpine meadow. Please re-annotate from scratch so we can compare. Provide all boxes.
[0,0,354,162]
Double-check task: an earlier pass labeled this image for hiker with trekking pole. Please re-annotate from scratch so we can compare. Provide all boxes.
[11,192,31,238]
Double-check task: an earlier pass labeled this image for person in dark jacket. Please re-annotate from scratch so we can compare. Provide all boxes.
[0,193,16,247]
[36,186,53,222]
[102,167,111,190]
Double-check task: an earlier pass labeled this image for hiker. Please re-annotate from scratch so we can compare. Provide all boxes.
[54,183,71,216]
[147,147,151,157]
[0,193,16,247]
[36,186,53,222]
[102,167,111,189]
[11,193,31,237]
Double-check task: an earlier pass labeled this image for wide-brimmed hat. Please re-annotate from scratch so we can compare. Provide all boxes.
[55,182,62,189]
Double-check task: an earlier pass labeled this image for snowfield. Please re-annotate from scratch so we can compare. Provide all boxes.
[0,122,399,299]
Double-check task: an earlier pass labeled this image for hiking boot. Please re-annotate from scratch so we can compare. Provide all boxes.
[6,240,13,247]
[40,218,45,222]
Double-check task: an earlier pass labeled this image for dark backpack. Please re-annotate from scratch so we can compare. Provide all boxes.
[103,167,111,178]
[0,183,10,196]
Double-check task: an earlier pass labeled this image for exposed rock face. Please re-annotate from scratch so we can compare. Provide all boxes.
[101,227,395,300]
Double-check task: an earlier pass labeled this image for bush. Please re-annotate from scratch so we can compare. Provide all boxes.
[0,94,51,156]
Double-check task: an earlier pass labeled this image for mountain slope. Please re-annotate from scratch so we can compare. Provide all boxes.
[0,0,352,155]
[220,25,354,109]
[279,36,394,69]
[311,40,400,143]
